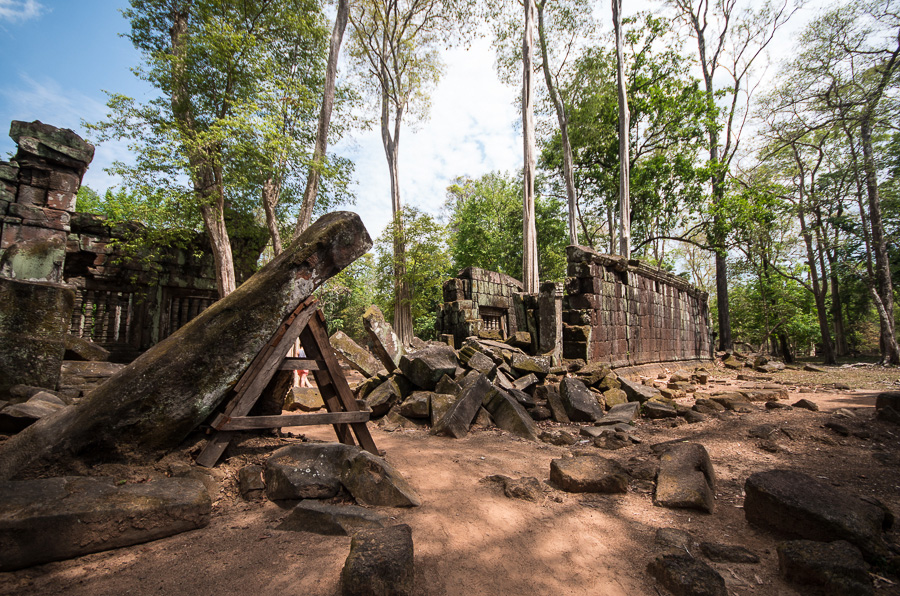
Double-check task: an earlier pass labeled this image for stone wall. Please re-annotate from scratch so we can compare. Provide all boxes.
[435,267,524,347]
[563,246,710,367]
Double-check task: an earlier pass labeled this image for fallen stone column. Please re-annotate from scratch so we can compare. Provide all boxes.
[0,212,371,480]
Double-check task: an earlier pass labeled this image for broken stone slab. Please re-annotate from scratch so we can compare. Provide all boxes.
[0,212,372,480]
[10,120,95,174]
[341,524,414,596]
[744,469,890,563]
[647,554,727,596]
[265,443,360,501]
[285,387,324,412]
[482,387,539,441]
[700,542,760,564]
[540,429,577,446]
[602,387,627,407]
[277,500,387,535]
[535,383,569,423]
[560,377,604,422]
[710,393,755,412]
[792,398,819,411]
[483,475,543,501]
[341,450,421,507]
[365,377,402,417]
[330,331,386,378]
[655,527,696,553]
[238,464,265,500]
[429,392,456,427]
[434,374,460,397]
[0,399,66,434]
[0,476,210,571]
[363,305,404,372]
[399,344,458,391]
[63,334,110,362]
[512,373,539,393]
[399,391,431,419]
[550,455,629,493]
[619,377,662,404]
[777,540,873,596]
[643,400,678,419]
[431,373,492,439]
[460,347,495,374]
[654,442,716,513]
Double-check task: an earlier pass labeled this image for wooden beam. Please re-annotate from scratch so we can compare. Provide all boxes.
[216,411,370,431]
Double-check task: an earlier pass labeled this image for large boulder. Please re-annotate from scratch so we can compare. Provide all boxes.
[559,377,604,422]
[264,443,359,501]
[744,469,890,563]
[0,212,373,480]
[0,476,210,571]
[399,344,458,391]
[330,331,385,378]
[341,524,414,596]
[654,442,716,513]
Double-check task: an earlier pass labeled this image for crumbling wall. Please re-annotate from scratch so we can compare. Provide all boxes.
[435,267,524,347]
[563,246,710,367]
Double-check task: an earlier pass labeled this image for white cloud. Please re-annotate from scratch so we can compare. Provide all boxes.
[0,0,44,23]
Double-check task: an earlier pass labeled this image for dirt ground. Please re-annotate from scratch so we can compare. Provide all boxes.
[1,361,899,596]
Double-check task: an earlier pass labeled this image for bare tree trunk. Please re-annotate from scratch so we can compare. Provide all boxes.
[535,0,577,246]
[612,0,630,259]
[798,195,835,364]
[198,187,237,298]
[262,176,283,256]
[522,0,539,294]
[294,0,351,239]
[860,119,900,364]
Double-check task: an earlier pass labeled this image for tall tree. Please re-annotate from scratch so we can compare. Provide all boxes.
[612,0,630,258]
[92,0,329,297]
[522,0,540,293]
[665,0,799,351]
[347,0,461,345]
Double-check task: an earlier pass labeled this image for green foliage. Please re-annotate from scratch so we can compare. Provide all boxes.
[374,206,453,340]
[540,13,713,254]
[316,252,377,343]
[444,171,567,283]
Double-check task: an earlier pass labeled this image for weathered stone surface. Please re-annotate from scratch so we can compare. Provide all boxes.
[399,391,431,419]
[365,378,402,417]
[602,387,627,407]
[341,451,421,507]
[560,377,604,422]
[647,554,727,596]
[341,524,414,596]
[643,400,678,419]
[63,334,110,362]
[285,387,324,412]
[793,398,819,411]
[710,393,754,412]
[238,464,265,500]
[875,391,900,412]
[0,399,65,433]
[363,305,404,372]
[265,443,359,501]
[458,347,494,374]
[431,374,492,439]
[399,344,458,391]
[596,401,640,426]
[778,540,873,596]
[744,469,889,563]
[654,442,716,513]
[379,406,420,432]
[10,120,95,174]
[482,387,540,441]
[0,476,210,571]
[0,278,74,397]
[535,383,569,423]
[484,475,543,501]
[330,330,385,378]
[693,398,726,413]
[655,527,695,552]
[0,212,373,480]
[550,455,629,493]
[434,374,460,397]
[429,392,456,427]
[619,377,661,403]
[512,373,539,393]
[510,353,551,376]
[540,429,577,446]
[277,500,386,535]
[700,542,760,564]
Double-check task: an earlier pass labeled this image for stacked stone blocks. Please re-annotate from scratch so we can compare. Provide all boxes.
[436,267,524,346]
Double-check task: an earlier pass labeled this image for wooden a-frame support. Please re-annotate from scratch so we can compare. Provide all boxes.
[196,297,377,468]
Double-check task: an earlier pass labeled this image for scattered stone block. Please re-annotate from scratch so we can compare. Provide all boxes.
[803,364,825,372]
[593,431,632,450]
[285,387,324,412]
[277,500,386,535]
[264,443,358,501]
[399,391,431,419]
[482,387,539,441]
[434,374,460,397]
[379,406,420,432]
[560,377,604,422]
[341,524,414,596]
[875,392,900,412]
[238,464,265,500]
[512,373,538,393]
[0,476,210,571]
[619,377,661,403]
[700,542,760,564]
[458,346,494,374]
[744,469,889,563]
[0,399,66,433]
[793,398,819,411]
[602,387,627,407]
[647,554,727,596]
[596,401,640,426]
[654,442,716,513]
[63,334,110,362]
[539,429,577,446]
[778,540,873,596]
[535,383,569,423]
[431,374,492,439]
[341,451,421,507]
[399,344,458,391]
[363,305,404,372]
[693,398,725,413]
[330,331,385,378]
[643,400,677,419]
[429,392,456,427]
[550,455,629,493]
[655,527,695,552]
[365,378,402,417]
[484,475,543,502]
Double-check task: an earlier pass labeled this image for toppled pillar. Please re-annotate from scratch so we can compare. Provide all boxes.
[363,305,404,371]
[0,211,372,480]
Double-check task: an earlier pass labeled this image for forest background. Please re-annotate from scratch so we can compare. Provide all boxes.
[0,0,897,365]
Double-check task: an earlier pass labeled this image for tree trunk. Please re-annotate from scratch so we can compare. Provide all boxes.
[860,119,900,364]
[612,0,630,259]
[535,1,577,246]
[262,176,283,256]
[294,0,351,239]
[798,197,835,365]
[521,0,539,293]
